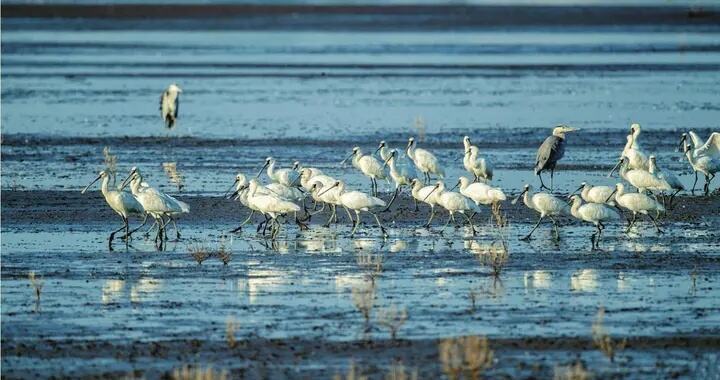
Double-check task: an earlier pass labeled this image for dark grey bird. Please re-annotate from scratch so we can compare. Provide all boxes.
[534,125,578,190]
[160,83,182,129]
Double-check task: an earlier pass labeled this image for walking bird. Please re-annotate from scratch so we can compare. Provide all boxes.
[568,195,620,250]
[513,184,570,240]
[160,83,181,129]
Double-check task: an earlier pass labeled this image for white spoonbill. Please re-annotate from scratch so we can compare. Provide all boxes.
[455,176,506,216]
[160,83,181,129]
[244,179,302,239]
[534,125,578,190]
[258,157,297,187]
[462,136,493,183]
[679,131,720,161]
[617,123,649,171]
[568,195,620,250]
[82,170,145,249]
[406,137,444,183]
[292,161,323,178]
[609,157,665,193]
[648,155,683,206]
[606,183,664,234]
[424,181,479,235]
[571,182,616,205]
[410,178,443,228]
[375,140,392,162]
[513,184,570,241]
[382,149,417,211]
[342,146,386,196]
[319,180,388,238]
[120,167,189,245]
[682,140,720,195]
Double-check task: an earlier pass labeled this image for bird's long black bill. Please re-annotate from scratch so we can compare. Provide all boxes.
[511,189,527,205]
[604,189,617,203]
[607,160,622,178]
[318,183,338,197]
[81,175,102,194]
[224,179,238,198]
[256,162,269,179]
[421,185,439,202]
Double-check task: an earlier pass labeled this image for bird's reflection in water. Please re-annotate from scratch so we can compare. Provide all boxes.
[101,277,164,304]
[524,270,551,291]
[571,269,598,292]
[236,269,289,304]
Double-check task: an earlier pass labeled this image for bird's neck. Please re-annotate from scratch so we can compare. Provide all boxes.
[406,144,415,159]
[570,199,582,218]
[267,161,275,177]
[100,176,111,196]
[553,131,565,139]
[581,186,590,199]
[523,191,533,208]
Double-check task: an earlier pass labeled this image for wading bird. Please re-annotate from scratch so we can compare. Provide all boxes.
[258,157,297,187]
[568,195,620,250]
[375,140,392,162]
[319,180,388,238]
[342,147,386,196]
[424,181,478,235]
[82,170,145,250]
[682,141,719,195]
[619,123,649,170]
[463,136,493,183]
[382,149,416,211]
[606,183,665,234]
[410,179,442,228]
[455,176,506,216]
[648,155,683,206]
[534,125,578,190]
[513,184,570,240]
[243,179,302,239]
[120,167,189,246]
[407,137,444,183]
[160,83,181,129]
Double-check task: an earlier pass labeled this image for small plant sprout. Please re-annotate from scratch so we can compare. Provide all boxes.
[163,161,185,192]
[226,317,239,349]
[438,336,494,380]
[351,282,376,333]
[386,361,419,380]
[376,304,408,340]
[171,365,228,380]
[553,361,591,380]
[217,239,232,266]
[332,361,367,380]
[591,306,627,363]
[188,243,211,265]
[473,238,509,278]
[28,271,44,303]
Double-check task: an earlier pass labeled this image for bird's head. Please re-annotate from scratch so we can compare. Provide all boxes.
[649,155,656,162]
[568,194,582,203]
[81,170,109,194]
[511,184,531,205]
[265,157,273,164]
[463,136,471,145]
[168,83,182,93]
[630,123,641,135]
[552,125,578,137]
[407,137,415,147]
[375,141,386,155]
[352,146,360,155]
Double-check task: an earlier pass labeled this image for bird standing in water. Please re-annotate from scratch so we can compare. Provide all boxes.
[534,125,578,190]
[160,83,182,129]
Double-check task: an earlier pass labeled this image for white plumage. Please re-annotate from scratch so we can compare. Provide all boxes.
[610,157,666,193]
[514,184,569,240]
[462,136,493,182]
[609,183,665,234]
[319,180,387,238]
[410,178,443,228]
[345,146,386,196]
[382,149,417,211]
[620,123,649,170]
[160,83,181,129]
[457,176,506,207]
[406,137,444,182]
[260,157,297,187]
[682,134,720,195]
[435,183,479,235]
[569,195,620,249]
[575,182,616,206]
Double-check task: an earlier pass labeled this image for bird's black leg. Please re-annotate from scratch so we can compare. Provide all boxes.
[521,216,544,241]
[647,214,664,234]
[414,198,419,212]
[549,216,560,240]
[691,171,698,194]
[424,206,436,229]
[108,218,126,250]
[538,173,549,191]
[460,212,477,236]
[371,212,388,239]
[383,187,400,212]
[625,212,637,233]
[127,214,149,240]
[590,232,597,251]
[550,169,555,191]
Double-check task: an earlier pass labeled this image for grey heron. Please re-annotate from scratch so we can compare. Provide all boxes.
[534,125,578,190]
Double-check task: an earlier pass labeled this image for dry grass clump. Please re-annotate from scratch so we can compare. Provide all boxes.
[591,307,626,363]
[217,240,232,266]
[490,204,506,228]
[553,361,592,380]
[163,161,185,191]
[439,336,494,380]
[333,362,367,380]
[226,317,239,349]
[385,361,418,380]
[188,243,211,265]
[413,116,426,142]
[103,146,118,177]
[351,282,376,332]
[473,239,508,278]
[171,365,228,380]
[376,304,408,340]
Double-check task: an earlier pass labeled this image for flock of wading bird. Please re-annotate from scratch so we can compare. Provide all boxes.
[82,123,719,250]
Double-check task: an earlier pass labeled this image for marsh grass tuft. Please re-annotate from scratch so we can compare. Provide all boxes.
[356,251,383,283]
[163,162,185,192]
[439,336,494,380]
[376,304,408,340]
[188,243,211,265]
[553,361,592,380]
[217,240,232,266]
[351,282,376,334]
[171,365,228,380]
[591,306,626,363]
[103,146,118,177]
[414,116,426,142]
[490,204,507,228]
[385,361,418,380]
[226,317,239,349]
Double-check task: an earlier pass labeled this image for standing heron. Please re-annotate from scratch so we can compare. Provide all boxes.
[160,83,181,129]
[81,170,145,250]
[534,125,578,190]
[513,184,570,240]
